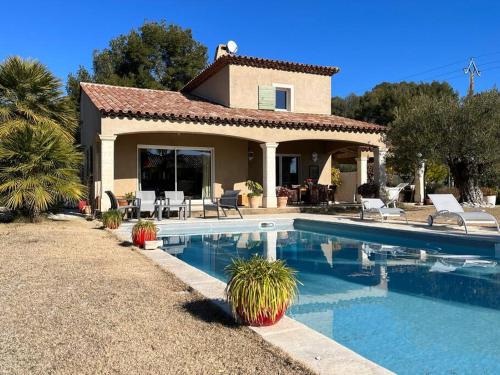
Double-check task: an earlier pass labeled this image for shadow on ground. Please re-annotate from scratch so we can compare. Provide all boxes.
[182,298,239,328]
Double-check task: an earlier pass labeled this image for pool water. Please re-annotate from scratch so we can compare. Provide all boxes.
[160,229,500,374]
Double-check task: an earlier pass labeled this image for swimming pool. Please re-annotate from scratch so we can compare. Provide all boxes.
[158,220,500,374]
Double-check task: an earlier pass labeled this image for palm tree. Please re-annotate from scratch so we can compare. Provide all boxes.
[0,56,76,139]
[0,124,85,221]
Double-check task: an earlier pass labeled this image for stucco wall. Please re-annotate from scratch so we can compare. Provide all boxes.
[190,65,230,106]
[336,171,357,202]
[228,65,332,115]
[113,133,248,198]
[80,91,101,148]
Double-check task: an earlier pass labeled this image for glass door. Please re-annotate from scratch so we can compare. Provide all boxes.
[276,155,300,186]
[139,146,212,199]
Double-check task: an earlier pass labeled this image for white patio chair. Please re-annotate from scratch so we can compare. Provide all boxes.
[135,191,157,217]
[427,194,499,234]
[360,198,408,223]
[163,191,191,219]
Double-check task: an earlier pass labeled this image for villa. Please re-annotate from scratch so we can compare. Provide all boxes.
[79,44,386,211]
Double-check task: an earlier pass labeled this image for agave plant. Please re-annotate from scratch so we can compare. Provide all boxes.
[132,220,158,247]
[225,255,300,326]
[102,210,122,229]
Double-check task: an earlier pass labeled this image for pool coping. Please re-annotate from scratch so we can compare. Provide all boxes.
[112,224,394,375]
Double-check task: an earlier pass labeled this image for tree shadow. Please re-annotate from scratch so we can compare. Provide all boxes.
[181,298,239,328]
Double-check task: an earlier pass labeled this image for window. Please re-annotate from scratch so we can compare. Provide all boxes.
[138,147,212,199]
[272,84,293,111]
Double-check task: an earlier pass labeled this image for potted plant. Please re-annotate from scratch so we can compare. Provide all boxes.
[78,199,88,213]
[481,187,497,206]
[225,255,300,327]
[132,220,158,248]
[276,187,290,208]
[245,180,263,208]
[102,209,122,229]
[357,182,379,199]
[330,167,342,202]
[124,192,135,204]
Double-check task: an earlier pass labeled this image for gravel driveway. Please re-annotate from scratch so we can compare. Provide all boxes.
[0,218,313,375]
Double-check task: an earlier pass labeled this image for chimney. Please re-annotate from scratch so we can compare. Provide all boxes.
[214,44,229,61]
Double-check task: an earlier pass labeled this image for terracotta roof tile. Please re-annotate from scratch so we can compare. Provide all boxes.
[182,54,340,92]
[80,82,384,134]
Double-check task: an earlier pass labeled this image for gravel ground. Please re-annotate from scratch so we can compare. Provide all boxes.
[0,218,313,375]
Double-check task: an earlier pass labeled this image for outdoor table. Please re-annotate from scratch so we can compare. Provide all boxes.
[155,200,191,220]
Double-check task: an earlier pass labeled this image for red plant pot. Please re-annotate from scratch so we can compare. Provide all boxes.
[132,229,157,248]
[237,306,287,327]
[78,200,88,213]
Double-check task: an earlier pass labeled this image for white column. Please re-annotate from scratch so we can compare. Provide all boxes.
[356,156,368,187]
[414,162,425,204]
[260,142,279,208]
[374,147,388,190]
[99,135,117,211]
[265,231,277,261]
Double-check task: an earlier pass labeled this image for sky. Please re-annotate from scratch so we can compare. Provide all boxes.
[1,0,499,97]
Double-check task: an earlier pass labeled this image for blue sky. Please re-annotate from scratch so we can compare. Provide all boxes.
[1,0,499,97]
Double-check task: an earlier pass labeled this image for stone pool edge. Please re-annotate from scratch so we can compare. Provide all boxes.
[111,228,393,375]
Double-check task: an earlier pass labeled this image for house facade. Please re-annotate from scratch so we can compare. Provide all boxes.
[80,45,386,211]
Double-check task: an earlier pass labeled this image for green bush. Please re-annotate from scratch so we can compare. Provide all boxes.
[225,255,299,323]
[102,210,122,229]
[245,180,263,197]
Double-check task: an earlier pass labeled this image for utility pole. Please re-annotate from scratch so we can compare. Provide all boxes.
[463,58,480,96]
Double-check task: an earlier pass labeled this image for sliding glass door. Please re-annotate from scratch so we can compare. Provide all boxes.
[139,146,212,199]
[276,154,300,186]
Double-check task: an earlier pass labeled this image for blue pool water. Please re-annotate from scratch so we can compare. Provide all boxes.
[159,226,500,374]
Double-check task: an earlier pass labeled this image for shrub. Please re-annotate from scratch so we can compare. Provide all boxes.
[357,182,379,198]
[434,186,460,199]
[225,255,299,326]
[481,187,497,196]
[276,187,291,198]
[331,167,342,187]
[245,180,263,197]
[102,210,122,229]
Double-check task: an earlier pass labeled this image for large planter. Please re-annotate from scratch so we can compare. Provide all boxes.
[132,229,157,248]
[78,200,88,213]
[236,306,287,327]
[117,198,129,207]
[277,196,288,208]
[249,195,261,208]
[485,195,496,206]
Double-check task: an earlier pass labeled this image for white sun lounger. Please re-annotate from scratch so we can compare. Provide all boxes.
[384,183,409,207]
[360,198,408,223]
[427,194,499,234]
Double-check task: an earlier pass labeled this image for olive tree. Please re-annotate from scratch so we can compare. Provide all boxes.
[386,89,500,204]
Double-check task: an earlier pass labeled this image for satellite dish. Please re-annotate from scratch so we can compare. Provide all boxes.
[227,40,238,54]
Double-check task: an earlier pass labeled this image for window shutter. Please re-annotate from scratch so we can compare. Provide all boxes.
[258,85,275,110]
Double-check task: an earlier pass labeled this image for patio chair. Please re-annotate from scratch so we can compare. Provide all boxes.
[360,198,408,223]
[427,194,499,234]
[163,191,191,220]
[105,191,140,219]
[203,190,243,219]
[135,190,157,217]
[384,183,409,207]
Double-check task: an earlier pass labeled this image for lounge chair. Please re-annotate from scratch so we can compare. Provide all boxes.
[135,191,157,217]
[384,183,408,207]
[360,198,408,223]
[105,190,140,219]
[427,194,499,234]
[203,190,243,219]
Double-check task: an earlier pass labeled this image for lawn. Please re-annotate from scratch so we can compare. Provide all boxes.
[0,218,312,375]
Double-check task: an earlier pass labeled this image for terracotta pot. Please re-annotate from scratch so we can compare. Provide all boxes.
[132,229,157,248]
[249,195,260,209]
[277,196,288,208]
[117,199,128,207]
[237,305,287,327]
[83,205,92,215]
[424,197,432,205]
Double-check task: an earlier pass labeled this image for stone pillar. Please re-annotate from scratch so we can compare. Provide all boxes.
[356,156,368,187]
[414,162,425,204]
[374,147,388,190]
[260,143,279,208]
[265,231,277,261]
[99,135,117,212]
